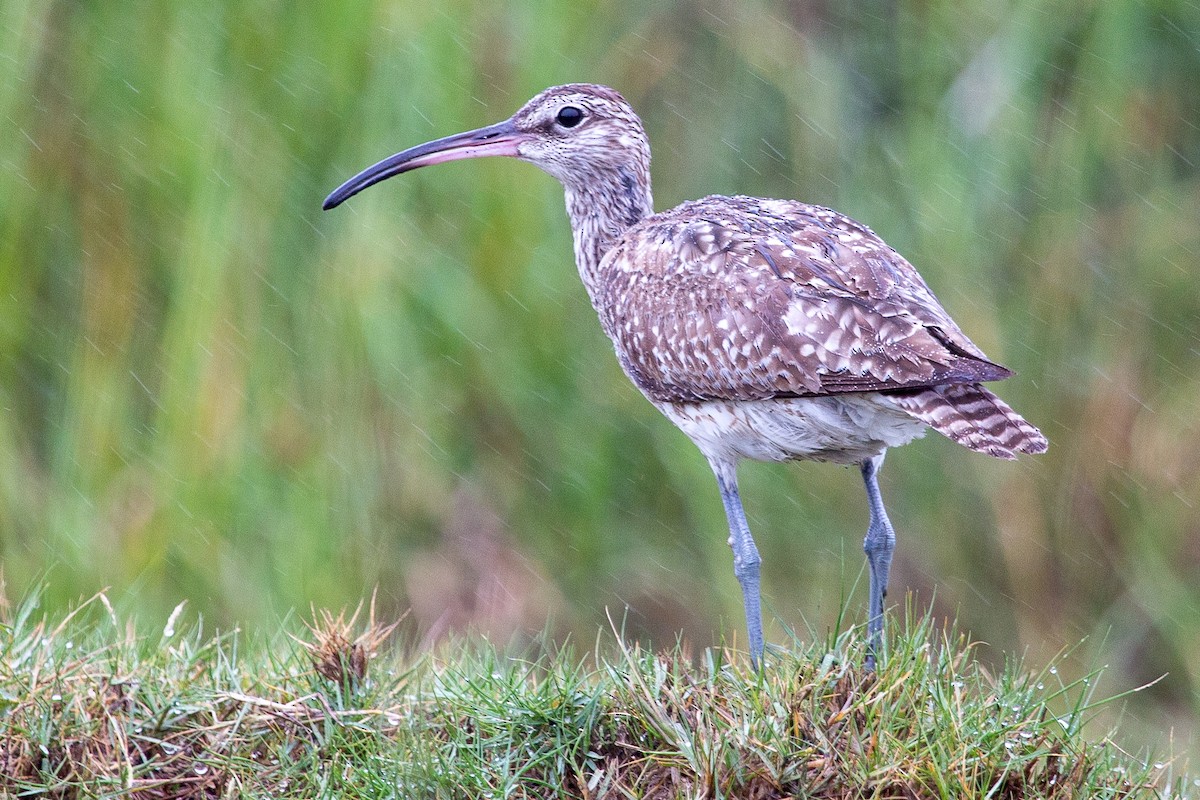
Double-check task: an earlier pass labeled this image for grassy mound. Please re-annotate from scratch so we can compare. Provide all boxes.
[0,591,1182,798]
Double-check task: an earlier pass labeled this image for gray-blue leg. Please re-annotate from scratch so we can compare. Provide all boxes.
[860,453,896,671]
[710,459,765,670]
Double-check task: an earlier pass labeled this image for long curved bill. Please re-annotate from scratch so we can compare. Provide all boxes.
[323,119,523,210]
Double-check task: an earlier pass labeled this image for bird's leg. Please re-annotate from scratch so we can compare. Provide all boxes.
[710,458,765,670]
[860,452,896,671]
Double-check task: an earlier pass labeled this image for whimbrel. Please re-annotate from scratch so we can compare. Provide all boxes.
[324,84,1047,670]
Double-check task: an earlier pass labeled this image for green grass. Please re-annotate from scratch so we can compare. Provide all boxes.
[1,591,1187,798]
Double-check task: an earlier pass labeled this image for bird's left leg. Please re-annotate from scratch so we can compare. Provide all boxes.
[860,452,896,671]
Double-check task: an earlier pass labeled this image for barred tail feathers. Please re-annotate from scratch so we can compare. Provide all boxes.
[887,384,1047,460]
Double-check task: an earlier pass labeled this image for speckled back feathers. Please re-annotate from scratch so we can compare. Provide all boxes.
[595,195,1010,403]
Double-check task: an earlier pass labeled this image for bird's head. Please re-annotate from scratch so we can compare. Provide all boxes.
[323,83,651,210]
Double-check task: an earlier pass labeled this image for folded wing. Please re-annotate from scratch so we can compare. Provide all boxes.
[596,196,1012,404]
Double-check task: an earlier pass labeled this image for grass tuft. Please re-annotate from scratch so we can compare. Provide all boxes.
[0,591,1186,798]
[295,590,401,691]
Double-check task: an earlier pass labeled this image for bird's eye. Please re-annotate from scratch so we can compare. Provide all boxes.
[555,106,585,129]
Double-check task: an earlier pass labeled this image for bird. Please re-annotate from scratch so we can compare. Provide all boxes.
[323,83,1047,670]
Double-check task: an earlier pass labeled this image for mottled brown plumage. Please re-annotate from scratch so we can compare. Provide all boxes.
[597,196,1011,403]
[324,83,1047,670]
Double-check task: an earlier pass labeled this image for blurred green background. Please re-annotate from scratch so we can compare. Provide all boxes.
[3,0,1198,765]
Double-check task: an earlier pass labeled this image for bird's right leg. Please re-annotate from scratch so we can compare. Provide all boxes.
[709,458,765,670]
[860,452,896,671]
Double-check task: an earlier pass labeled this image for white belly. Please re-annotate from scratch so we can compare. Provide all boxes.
[656,394,927,465]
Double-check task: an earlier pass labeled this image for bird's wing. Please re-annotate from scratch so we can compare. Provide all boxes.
[594,196,1012,404]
